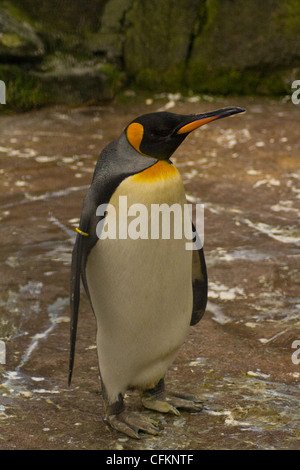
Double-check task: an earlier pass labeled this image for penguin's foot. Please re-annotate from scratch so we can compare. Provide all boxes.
[142,392,204,415]
[106,411,162,439]
[141,379,204,415]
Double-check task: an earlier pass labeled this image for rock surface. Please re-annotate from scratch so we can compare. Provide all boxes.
[1,0,300,109]
[0,8,44,61]
[186,0,300,94]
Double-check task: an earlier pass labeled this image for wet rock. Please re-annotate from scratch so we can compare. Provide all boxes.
[123,0,203,90]
[0,7,44,61]
[96,0,300,94]
[10,0,105,34]
[1,0,300,100]
[87,0,132,62]
[33,61,119,105]
[187,0,300,94]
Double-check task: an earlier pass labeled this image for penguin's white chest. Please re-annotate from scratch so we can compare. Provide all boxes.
[86,161,193,402]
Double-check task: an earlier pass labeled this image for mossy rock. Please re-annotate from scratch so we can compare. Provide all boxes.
[87,0,132,61]
[123,0,204,86]
[187,0,300,94]
[0,64,49,112]
[0,7,44,61]
[134,64,187,93]
[6,0,106,34]
[33,59,122,105]
[186,65,299,96]
[2,0,300,103]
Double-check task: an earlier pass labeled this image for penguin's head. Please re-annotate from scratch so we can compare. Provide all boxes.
[125,107,245,160]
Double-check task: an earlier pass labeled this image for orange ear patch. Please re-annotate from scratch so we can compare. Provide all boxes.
[126,122,144,154]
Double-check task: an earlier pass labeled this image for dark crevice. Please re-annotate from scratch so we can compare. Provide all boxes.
[183,0,208,88]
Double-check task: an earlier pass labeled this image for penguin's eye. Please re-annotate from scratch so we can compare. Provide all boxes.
[151,128,170,138]
[159,129,171,137]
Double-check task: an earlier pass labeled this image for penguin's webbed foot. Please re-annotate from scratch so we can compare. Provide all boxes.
[168,392,204,413]
[142,392,204,415]
[141,379,204,415]
[105,411,162,439]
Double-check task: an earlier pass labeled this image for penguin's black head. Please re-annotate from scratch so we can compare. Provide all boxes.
[125,107,245,160]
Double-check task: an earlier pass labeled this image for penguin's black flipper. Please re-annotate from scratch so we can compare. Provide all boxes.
[68,183,104,386]
[69,189,96,386]
[69,233,82,385]
[190,223,207,326]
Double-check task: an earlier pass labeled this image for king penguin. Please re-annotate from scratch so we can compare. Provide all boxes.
[69,106,245,438]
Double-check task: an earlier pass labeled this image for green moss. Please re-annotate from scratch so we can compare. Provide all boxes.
[125,61,292,96]
[7,0,105,34]
[204,0,218,31]
[186,64,291,96]
[0,65,49,112]
[273,0,300,36]
[133,63,186,93]
[2,0,38,27]
[97,63,124,92]
[0,33,24,48]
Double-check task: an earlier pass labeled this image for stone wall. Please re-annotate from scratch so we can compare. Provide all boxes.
[1,0,299,109]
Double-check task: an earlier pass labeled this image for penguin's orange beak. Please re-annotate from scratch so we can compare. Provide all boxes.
[177,107,245,134]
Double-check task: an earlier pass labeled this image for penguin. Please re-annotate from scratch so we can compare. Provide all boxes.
[69,106,245,438]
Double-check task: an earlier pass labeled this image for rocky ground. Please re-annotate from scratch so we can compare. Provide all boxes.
[0,95,299,450]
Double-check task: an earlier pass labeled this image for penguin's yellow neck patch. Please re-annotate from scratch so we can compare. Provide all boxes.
[126,122,145,155]
[132,160,179,183]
